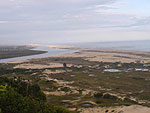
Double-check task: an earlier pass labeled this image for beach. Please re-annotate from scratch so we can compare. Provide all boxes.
[53,48,150,63]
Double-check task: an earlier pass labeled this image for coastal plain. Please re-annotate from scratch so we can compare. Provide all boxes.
[1,47,150,113]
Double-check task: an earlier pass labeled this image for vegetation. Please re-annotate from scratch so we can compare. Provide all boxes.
[94,92,103,98]
[103,94,118,100]
[0,77,73,113]
[1,56,150,111]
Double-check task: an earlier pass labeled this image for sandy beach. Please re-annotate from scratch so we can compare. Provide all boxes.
[55,49,150,63]
[9,48,150,75]
[9,48,150,65]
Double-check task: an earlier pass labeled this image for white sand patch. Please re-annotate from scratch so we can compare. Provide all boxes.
[13,63,71,69]
[44,91,68,96]
[8,59,29,64]
[42,75,96,96]
[48,45,72,49]
[43,69,69,74]
[79,105,150,113]
[47,45,80,50]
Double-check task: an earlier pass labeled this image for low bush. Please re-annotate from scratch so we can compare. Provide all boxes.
[103,94,118,100]
[94,92,103,98]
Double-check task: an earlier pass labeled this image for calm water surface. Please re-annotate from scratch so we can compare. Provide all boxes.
[0,46,77,63]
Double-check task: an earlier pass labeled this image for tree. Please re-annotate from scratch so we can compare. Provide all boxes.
[28,84,46,101]
[0,87,27,113]
[63,63,67,68]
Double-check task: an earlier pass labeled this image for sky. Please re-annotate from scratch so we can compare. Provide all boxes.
[0,0,150,45]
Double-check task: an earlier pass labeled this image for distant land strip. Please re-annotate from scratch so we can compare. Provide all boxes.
[0,46,47,60]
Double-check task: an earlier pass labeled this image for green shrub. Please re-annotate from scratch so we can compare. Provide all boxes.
[124,98,137,104]
[0,87,29,113]
[0,77,74,113]
[61,87,71,92]
[103,94,118,100]
[96,100,103,104]
[94,92,103,98]
[28,84,46,101]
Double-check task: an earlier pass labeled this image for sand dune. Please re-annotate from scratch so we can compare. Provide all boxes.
[80,105,150,113]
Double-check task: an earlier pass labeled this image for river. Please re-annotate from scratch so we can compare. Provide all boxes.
[0,46,77,63]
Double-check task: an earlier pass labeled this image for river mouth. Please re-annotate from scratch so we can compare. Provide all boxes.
[0,46,78,63]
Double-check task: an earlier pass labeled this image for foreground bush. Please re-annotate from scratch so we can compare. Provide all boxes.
[0,77,73,113]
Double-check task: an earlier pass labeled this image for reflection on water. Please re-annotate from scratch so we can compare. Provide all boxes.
[0,46,77,63]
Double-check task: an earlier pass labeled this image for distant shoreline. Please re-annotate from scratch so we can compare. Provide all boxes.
[6,48,150,64]
[0,45,78,63]
[2,43,150,64]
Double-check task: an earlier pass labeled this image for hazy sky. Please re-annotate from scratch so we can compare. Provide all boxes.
[0,0,150,44]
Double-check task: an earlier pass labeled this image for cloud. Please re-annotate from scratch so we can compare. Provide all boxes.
[109,16,150,32]
[0,0,150,44]
[85,4,120,10]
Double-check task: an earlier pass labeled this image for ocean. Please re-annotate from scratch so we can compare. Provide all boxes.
[71,40,150,51]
